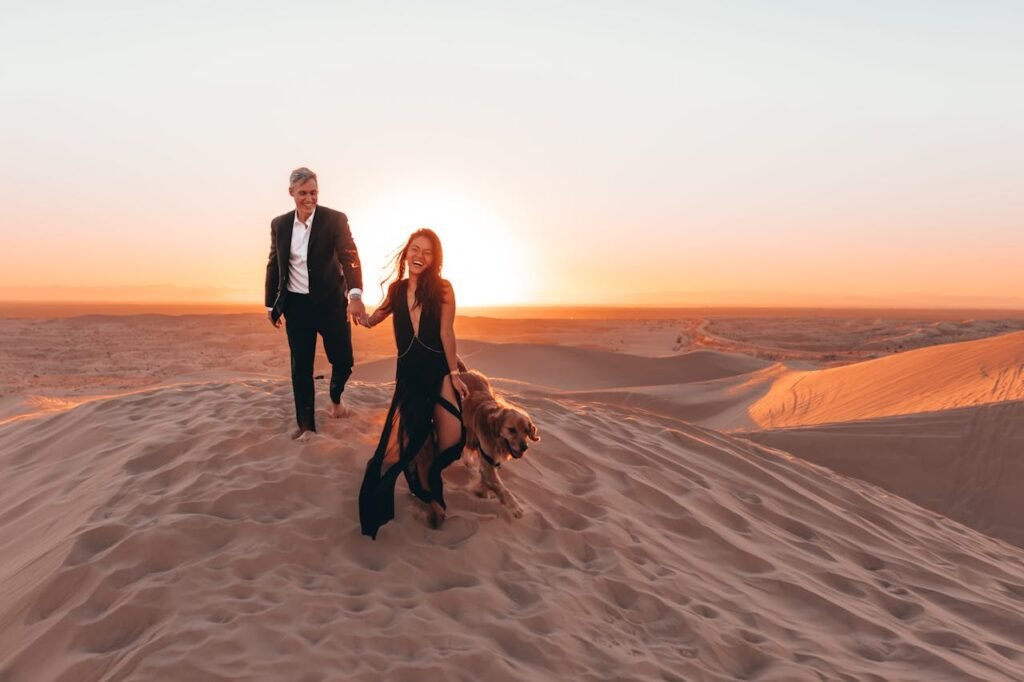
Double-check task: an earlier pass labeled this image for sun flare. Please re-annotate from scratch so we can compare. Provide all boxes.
[357,192,536,307]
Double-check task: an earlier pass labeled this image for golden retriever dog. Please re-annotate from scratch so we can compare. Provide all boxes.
[458,368,540,518]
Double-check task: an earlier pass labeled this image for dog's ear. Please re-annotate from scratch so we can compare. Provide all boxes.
[527,419,541,442]
[486,406,506,435]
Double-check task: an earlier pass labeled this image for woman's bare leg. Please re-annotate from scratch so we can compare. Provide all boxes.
[382,410,402,466]
[425,378,463,527]
[434,377,463,455]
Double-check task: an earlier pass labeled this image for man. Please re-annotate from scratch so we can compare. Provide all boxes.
[265,167,367,442]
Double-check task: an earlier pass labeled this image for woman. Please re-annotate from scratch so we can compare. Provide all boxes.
[358,228,469,539]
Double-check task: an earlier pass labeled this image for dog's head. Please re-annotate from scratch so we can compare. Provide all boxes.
[487,405,541,460]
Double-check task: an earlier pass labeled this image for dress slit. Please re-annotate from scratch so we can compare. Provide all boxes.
[358,280,465,539]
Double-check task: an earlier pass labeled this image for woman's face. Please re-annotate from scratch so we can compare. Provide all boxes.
[406,235,434,276]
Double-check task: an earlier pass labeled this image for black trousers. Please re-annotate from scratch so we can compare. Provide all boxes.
[283,292,352,431]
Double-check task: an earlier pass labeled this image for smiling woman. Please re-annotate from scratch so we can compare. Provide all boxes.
[358,192,537,307]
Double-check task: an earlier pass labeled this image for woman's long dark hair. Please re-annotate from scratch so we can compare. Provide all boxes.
[380,228,446,315]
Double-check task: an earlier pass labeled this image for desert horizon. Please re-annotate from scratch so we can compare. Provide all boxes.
[5,299,1024,321]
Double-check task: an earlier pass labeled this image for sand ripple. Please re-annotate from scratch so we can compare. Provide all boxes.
[1,379,1023,680]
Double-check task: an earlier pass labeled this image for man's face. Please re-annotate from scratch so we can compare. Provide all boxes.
[289,178,319,216]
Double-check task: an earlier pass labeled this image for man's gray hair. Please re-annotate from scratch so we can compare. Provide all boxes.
[289,167,318,188]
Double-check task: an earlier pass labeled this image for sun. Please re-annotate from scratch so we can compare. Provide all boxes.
[357,191,537,307]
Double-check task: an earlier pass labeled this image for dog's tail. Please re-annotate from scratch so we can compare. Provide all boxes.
[457,357,469,373]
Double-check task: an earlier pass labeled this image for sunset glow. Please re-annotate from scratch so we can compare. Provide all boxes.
[356,191,539,307]
[2,3,1023,309]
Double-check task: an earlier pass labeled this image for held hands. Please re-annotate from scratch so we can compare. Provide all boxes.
[348,298,368,327]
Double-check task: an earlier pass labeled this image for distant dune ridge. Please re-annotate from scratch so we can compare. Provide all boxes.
[1,316,1024,680]
[354,341,772,390]
[748,331,1024,428]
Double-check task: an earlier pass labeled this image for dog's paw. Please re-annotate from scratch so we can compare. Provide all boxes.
[510,504,524,519]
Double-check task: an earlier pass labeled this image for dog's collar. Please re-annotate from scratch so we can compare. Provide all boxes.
[479,446,501,468]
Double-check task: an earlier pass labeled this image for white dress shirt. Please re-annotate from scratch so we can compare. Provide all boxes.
[287,209,314,295]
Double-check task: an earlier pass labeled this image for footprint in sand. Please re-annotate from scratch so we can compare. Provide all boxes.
[425,515,480,549]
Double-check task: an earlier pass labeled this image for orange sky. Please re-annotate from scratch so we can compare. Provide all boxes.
[2,3,1022,309]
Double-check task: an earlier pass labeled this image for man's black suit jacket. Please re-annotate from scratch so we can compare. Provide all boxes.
[265,205,363,320]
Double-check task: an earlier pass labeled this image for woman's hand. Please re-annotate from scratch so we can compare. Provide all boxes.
[450,373,469,402]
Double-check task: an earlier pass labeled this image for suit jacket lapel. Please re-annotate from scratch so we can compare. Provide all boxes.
[308,206,324,254]
[279,211,295,285]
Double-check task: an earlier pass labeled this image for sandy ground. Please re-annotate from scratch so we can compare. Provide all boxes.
[2,310,1024,680]
[741,401,1024,548]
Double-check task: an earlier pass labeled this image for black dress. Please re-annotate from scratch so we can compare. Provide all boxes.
[359,279,466,539]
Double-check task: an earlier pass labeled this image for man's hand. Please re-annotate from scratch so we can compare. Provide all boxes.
[267,310,282,328]
[348,298,367,326]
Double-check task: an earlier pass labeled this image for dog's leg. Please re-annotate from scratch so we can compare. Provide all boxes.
[460,448,491,498]
[482,464,524,519]
[473,463,494,499]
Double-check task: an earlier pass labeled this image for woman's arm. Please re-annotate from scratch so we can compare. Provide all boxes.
[439,281,468,399]
[365,285,395,328]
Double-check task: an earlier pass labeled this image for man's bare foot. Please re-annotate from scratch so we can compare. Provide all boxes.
[291,427,314,443]
[328,400,351,419]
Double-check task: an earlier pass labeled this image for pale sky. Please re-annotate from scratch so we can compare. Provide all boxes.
[2,1,1022,307]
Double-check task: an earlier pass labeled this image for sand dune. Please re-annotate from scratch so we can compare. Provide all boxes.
[750,331,1024,428]
[741,400,1024,548]
[4,315,1024,680]
[360,331,1024,436]
[2,379,1024,680]
[544,364,786,431]
[354,341,772,390]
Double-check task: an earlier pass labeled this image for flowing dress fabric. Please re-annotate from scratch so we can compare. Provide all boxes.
[359,280,465,539]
